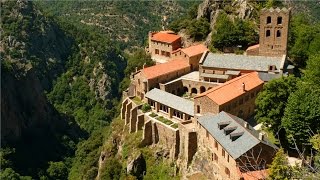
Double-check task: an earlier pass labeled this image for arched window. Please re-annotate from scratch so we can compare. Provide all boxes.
[266,30,271,37]
[276,30,281,37]
[277,16,282,24]
[191,88,197,95]
[225,167,230,177]
[200,86,206,93]
[266,16,271,24]
[197,105,200,113]
[183,86,188,94]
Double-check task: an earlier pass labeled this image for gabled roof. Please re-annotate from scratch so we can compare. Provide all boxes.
[237,168,268,180]
[197,112,277,159]
[201,52,286,72]
[181,44,208,57]
[151,32,181,43]
[145,88,194,116]
[195,72,264,105]
[246,44,259,51]
[141,58,190,80]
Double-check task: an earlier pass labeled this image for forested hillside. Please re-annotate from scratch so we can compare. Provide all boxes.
[1,0,319,179]
[36,1,198,50]
[1,0,196,179]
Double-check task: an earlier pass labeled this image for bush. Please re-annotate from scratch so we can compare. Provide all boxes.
[186,18,210,41]
[149,112,158,118]
[141,103,151,113]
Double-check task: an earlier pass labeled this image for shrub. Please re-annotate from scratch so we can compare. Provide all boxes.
[141,103,151,113]
[149,112,158,118]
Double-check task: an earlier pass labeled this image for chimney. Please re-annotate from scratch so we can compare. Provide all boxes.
[259,132,265,141]
[135,67,138,72]
[143,63,146,69]
[242,83,245,92]
[244,122,249,128]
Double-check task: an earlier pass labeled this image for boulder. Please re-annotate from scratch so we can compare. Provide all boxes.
[127,153,146,180]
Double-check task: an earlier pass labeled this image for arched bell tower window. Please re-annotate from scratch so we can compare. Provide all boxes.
[277,16,282,24]
[266,30,271,37]
[266,16,271,24]
[276,30,281,37]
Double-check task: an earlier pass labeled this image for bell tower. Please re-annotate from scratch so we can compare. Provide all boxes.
[259,7,290,57]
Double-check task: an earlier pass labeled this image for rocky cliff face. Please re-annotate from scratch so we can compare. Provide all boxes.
[196,0,258,45]
[1,0,75,142]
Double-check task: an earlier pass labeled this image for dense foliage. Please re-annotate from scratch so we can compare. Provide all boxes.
[211,12,258,51]
[255,76,298,133]
[288,14,320,68]
[119,49,154,92]
[35,1,195,50]
[268,149,292,180]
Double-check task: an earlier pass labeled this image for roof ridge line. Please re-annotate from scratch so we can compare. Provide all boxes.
[195,72,257,98]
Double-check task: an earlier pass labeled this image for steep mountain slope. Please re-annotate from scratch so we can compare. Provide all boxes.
[1,0,76,143]
[1,0,124,178]
[1,0,196,179]
[35,1,199,50]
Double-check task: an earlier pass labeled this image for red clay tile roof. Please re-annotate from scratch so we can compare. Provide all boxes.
[246,44,260,51]
[151,32,181,43]
[171,48,181,54]
[181,44,208,57]
[237,168,268,180]
[195,72,264,105]
[142,58,190,80]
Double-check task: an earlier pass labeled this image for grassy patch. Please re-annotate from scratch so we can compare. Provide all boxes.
[156,116,173,125]
[122,130,143,159]
[141,147,180,180]
[132,96,143,105]
[171,123,178,129]
[149,112,158,118]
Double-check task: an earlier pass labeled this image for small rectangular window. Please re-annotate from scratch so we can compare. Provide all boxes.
[266,30,271,37]
[267,16,271,24]
[215,140,218,150]
[277,16,282,24]
[222,149,225,157]
[197,105,200,113]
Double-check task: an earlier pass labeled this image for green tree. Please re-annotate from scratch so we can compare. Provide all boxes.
[211,12,238,50]
[186,18,210,40]
[100,157,122,180]
[303,54,320,85]
[268,149,292,180]
[0,168,32,180]
[281,84,320,148]
[0,148,14,169]
[288,14,320,68]
[124,49,154,77]
[255,76,298,133]
[211,13,257,50]
[46,161,68,180]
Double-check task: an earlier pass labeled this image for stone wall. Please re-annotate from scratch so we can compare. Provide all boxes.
[160,78,219,96]
[194,85,263,120]
[194,95,220,115]
[141,115,180,160]
[148,32,181,61]
[196,122,240,180]
[133,66,191,100]
[259,8,290,57]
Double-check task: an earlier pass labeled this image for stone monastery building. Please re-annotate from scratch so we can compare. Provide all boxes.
[122,7,292,180]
